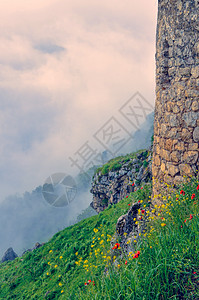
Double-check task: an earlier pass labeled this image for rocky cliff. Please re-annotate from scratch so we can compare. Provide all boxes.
[90,148,152,213]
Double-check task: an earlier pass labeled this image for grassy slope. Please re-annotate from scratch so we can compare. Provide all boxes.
[0,178,198,299]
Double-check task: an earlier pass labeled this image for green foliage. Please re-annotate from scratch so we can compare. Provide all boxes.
[95,149,148,176]
[143,160,149,168]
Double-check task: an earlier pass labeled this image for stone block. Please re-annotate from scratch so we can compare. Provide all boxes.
[179,164,194,176]
[167,163,180,177]
[181,128,192,141]
[193,127,199,142]
[165,139,173,151]
[182,151,198,164]
[171,151,181,163]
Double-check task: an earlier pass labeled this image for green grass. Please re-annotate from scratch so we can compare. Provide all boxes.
[0,178,198,299]
[95,149,148,175]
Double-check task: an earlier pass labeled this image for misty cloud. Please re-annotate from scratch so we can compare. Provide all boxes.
[34,43,66,54]
[0,0,157,202]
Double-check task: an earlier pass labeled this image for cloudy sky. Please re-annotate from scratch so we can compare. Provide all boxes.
[0,0,157,201]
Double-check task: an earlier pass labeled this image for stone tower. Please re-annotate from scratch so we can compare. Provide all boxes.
[152,0,199,196]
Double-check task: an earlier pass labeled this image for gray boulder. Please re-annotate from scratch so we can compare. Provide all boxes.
[1,247,18,263]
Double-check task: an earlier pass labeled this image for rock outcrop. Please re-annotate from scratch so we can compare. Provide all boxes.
[1,247,18,263]
[90,148,152,213]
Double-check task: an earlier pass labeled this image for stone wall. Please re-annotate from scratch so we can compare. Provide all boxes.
[152,0,199,196]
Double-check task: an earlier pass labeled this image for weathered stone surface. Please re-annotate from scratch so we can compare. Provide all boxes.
[160,149,170,161]
[191,66,199,78]
[179,164,194,176]
[181,128,192,141]
[171,151,181,163]
[90,150,152,213]
[174,141,185,151]
[182,151,198,164]
[188,143,198,151]
[192,101,199,112]
[167,163,179,177]
[193,127,199,142]
[174,176,185,185]
[154,155,161,166]
[160,162,166,172]
[1,248,18,263]
[182,112,198,127]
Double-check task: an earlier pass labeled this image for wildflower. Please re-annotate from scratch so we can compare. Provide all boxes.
[141,209,145,214]
[59,256,63,259]
[128,204,131,206]
[112,243,120,250]
[197,185,199,190]
[184,219,187,223]
[132,183,135,186]
[191,194,195,200]
[55,265,58,268]
[193,272,197,274]
[61,290,64,293]
[126,196,128,198]
[49,250,53,253]
[59,283,62,286]
[141,187,143,189]
[138,200,140,203]
[180,190,185,196]
[88,280,92,283]
[189,214,193,220]
[161,223,166,227]
[93,228,98,233]
[133,251,140,259]
[125,260,127,265]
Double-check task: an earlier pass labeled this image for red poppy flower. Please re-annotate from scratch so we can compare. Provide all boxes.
[138,200,140,203]
[184,219,187,223]
[112,243,120,250]
[126,196,128,198]
[176,197,179,200]
[133,251,140,259]
[180,190,185,195]
[125,260,127,265]
[197,185,199,190]
[132,183,135,186]
[193,272,196,274]
[93,283,95,286]
[128,204,131,206]
[85,283,88,286]
[141,210,145,214]
[181,225,183,228]
[88,280,91,283]
[135,189,137,191]
[141,187,143,189]
[189,214,193,220]
[191,194,195,200]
